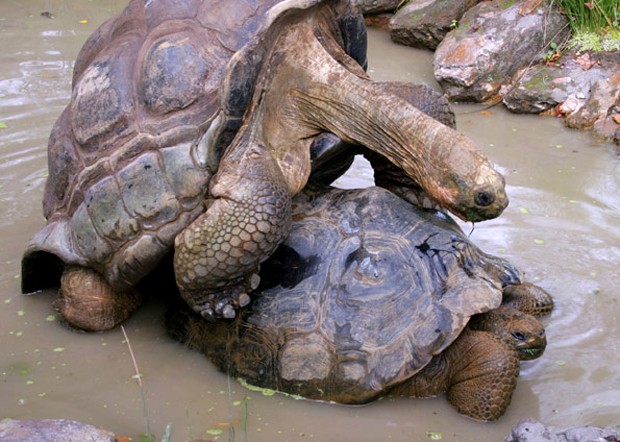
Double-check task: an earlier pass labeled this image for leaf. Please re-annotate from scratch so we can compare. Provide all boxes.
[427,431,443,440]
[79,19,89,24]
[574,53,598,70]
[52,347,65,352]
[534,239,545,245]
[0,122,7,129]
[519,207,530,214]
[206,429,223,436]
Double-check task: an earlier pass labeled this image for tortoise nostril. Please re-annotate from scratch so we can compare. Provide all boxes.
[475,191,494,207]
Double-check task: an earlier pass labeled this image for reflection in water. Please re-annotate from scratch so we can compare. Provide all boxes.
[1,4,619,441]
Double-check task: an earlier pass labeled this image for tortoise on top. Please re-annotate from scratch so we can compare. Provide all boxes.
[169,186,553,421]
[22,0,508,331]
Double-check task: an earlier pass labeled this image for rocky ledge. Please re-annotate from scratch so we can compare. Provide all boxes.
[359,0,620,147]
[506,418,620,442]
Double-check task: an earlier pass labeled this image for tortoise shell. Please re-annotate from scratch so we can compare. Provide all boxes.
[171,186,521,401]
[22,0,366,293]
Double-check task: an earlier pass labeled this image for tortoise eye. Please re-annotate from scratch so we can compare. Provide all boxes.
[512,331,527,341]
[475,190,494,207]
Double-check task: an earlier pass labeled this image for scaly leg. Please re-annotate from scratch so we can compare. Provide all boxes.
[174,143,292,319]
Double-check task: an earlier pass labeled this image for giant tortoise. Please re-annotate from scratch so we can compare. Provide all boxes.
[168,186,553,421]
[22,0,508,330]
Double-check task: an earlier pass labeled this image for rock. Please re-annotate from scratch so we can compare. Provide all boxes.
[365,13,393,29]
[354,0,400,14]
[389,0,481,50]
[0,419,115,442]
[433,0,569,102]
[506,418,620,442]
[503,49,620,145]
[504,52,618,114]
[565,73,620,128]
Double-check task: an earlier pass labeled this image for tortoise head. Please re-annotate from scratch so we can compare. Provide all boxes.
[469,305,547,361]
[426,153,509,222]
[218,0,509,221]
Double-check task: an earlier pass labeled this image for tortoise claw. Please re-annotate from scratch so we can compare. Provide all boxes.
[221,305,236,319]
[200,307,216,322]
[184,272,260,320]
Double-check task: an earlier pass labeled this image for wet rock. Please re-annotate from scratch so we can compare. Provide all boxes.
[433,0,569,102]
[0,419,115,442]
[504,50,620,145]
[506,418,620,442]
[354,0,400,14]
[565,73,620,128]
[504,51,619,115]
[365,13,393,30]
[389,0,481,50]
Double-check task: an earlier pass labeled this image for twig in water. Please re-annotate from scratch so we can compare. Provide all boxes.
[121,325,152,441]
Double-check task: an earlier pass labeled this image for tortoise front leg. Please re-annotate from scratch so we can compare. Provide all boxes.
[443,329,520,421]
[392,329,519,421]
[174,143,292,320]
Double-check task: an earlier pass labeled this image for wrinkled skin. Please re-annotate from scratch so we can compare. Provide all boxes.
[22,0,508,331]
[172,1,508,320]
[168,187,552,422]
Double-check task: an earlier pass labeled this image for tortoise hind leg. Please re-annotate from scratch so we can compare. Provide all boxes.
[56,266,143,331]
[174,143,292,320]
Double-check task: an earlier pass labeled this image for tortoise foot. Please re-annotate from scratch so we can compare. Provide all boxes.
[186,273,259,321]
[56,266,143,331]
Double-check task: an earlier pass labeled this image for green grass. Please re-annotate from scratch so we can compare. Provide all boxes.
[555,0,620,51]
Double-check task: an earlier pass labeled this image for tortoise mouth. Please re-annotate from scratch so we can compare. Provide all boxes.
[518,346,545,361]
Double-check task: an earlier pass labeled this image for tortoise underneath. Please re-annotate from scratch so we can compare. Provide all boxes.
[168,187,553,421]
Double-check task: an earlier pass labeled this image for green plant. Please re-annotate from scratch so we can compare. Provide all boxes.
[450,19,458,29]
[542,41,562,62]
[555,0,620,50]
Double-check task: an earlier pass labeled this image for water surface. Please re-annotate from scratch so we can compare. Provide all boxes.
[1,2,619,441]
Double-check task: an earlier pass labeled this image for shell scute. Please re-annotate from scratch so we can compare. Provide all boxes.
[43,116,83,218]
[70,203,113,265]
[160,142,211,202]
[143,0,202,29]
[116,151,180,222]
[197,0,261,52]
[83,175,139,243]
[142,34,209,115]
[70,59,131,149]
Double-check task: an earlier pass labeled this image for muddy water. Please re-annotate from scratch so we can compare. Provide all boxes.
[1,2,619,440]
